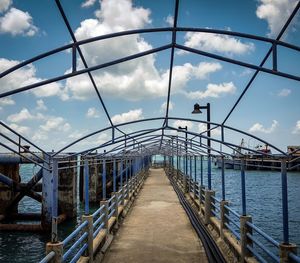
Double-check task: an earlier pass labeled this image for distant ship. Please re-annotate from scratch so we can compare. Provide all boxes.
[214,140,300,171]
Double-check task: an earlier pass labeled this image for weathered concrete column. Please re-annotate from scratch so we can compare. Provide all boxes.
[88,159,101,202]
[279,243,297,263]
[240,215,253,262]
[82,214,94,263]
[0,163,20,215]
[58,161,77,218]
[204,190,215,225]
[220,200,229,240]
[46,241,63,263]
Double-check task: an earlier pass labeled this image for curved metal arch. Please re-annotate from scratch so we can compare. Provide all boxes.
[51,116,288,161]
[2,25,300,81]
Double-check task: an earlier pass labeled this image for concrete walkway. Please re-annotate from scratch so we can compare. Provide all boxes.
[102,168,208,263]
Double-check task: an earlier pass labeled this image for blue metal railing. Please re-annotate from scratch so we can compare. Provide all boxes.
[39,251,55,263]
[289,252,300,263]
[39,161,148,263]
[174,166,297,263]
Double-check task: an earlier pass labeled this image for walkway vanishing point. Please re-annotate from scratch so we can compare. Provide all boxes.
[102,168,208,263]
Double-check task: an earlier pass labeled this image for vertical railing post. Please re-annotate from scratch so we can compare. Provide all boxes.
[102,159,106,200]
[82,214,93,262]
[113,159,116,192]
[221,156,225,201]
[240,215,253,262]
[200,155,203,186]
[281,158,289,244]
[241,158,246,216]
[204,189,215,225]
[120,159,123,189]
[189,156,192,193]
[46,158,63,263]
[220,200,229,240]
[207,155,211,190]
[51,158,58,243]
[84,159,89,215]
[113,192,119,227]
[126,159,129,200]
[279,158,297,263]
[194,156,197,198]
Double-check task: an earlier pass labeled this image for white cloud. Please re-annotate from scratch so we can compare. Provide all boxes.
[40,117,71,132]
[86,107,100,118]
[0,58,67,100]
[0,0,11,13]
[7,108,33,122]
[32,131,48,141]
[0,97,15,106]
[65,0,222,101]
[68,130,84,139]
[160,101,174,112]
[36,99,47,111]
[178,31,254,55]
[198,123,221,136]
[7,108,44,123]
[185,82,236,99]
[8,123,30,135]
[277,88,291,97]
[249,120,278,134]
[292,120,300,134]
[111,109,143,125]
[81,0,97,8]
[0,7,38,36]
[256,0,298,37]
[165,14,174,26]
[173,120,193,130]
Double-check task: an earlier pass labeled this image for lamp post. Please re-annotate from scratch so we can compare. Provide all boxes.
[192,103,212,189]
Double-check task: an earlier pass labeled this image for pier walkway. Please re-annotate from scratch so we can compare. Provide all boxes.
[102,168,208,263]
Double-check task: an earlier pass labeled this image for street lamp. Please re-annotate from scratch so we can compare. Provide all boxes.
[192,103,211,189]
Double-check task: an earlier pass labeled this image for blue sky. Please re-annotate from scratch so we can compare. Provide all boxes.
[0,0,299,154]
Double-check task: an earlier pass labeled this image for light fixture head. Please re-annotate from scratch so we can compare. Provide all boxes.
[192,103,202,114]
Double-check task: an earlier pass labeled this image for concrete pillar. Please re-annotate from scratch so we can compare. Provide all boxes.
[58,161,77,218]
[46,241,63,263]
[82,214,93,263]
[220,200,229,240]
[279,243,297,263]
[204,190,215,225]
[42,159,52,230]
[240,215,253,262]
[0,163,20,215]
[88,159,101,202]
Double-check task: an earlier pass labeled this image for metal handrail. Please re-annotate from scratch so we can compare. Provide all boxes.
[62,220,88,247]
[246,233,279,262]
[39,251,55,263]
[224,205,240,219]
[289,252,300,263]
[246,221,279,247]
[63,232,88,261]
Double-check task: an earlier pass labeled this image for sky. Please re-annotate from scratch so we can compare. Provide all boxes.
[0,0,299,154]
